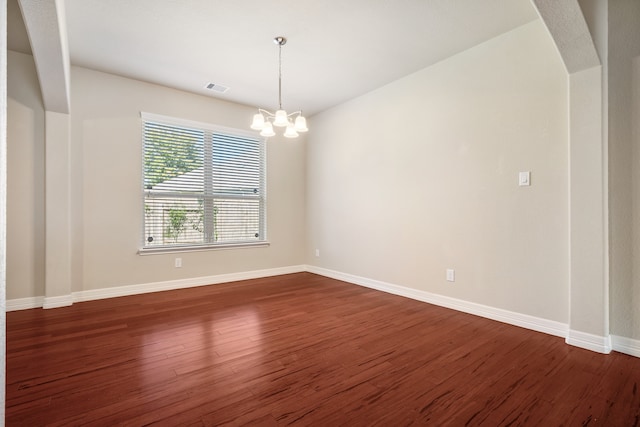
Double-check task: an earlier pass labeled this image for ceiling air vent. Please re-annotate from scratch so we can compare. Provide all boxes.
[205,82,229,93]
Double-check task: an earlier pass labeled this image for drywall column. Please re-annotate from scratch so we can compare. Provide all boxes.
[608,0,640,348]
[633,56,640,341]
[18,0,73,308]
[534,0,610,353]
[566,66,611,352]
[1,0,8,418]
[44,111,72,308]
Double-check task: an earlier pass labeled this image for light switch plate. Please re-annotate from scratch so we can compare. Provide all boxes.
[519,171,531,186]
[446,269,455,282]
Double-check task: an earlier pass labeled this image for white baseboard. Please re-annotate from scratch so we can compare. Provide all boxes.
[7,265,306,309]
[43,294,74,309]
[565,330,612,354]
[611,335,640,358]
[6,296,44,311]
[74,265,306,303]
[306,265,569,339]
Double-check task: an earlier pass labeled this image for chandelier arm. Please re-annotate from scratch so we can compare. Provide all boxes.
[258,108,275,118]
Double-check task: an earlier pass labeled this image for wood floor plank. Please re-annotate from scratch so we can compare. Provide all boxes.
[6,272,640,426]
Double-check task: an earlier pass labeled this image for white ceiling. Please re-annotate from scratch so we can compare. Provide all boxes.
[9,0,539,116]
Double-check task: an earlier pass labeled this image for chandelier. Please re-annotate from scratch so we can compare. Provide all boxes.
[250,36,308,138]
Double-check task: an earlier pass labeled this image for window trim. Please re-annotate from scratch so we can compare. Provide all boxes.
[137,241,270,256]
[138,112,268,254]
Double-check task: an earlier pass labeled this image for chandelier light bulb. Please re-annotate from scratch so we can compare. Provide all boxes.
[294,116,308,132]
[250,113,265,130]
[284,123,299,138]
[273,110,289,127]
[260,121,275,137]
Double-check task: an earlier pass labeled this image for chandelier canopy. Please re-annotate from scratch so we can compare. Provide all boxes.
[250,36,308,138]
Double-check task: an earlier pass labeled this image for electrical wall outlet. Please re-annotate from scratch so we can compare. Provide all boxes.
[175,257,182,268]
[446,269,455,282]
[315,249,320,257]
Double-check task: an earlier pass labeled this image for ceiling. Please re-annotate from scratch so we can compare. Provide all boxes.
[8,0,539,116]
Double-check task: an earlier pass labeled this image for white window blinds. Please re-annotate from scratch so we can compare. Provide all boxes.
[142,113,266,249]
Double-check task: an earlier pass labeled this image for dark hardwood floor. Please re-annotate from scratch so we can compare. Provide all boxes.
[5,272,640,426]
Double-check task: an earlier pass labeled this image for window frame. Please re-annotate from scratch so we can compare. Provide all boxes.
[138,112,268,255]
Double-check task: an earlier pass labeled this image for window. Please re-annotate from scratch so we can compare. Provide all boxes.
[141,113,266,252]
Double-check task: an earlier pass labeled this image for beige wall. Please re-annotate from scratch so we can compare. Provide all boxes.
[608,0,640,340]
[70,67,306,291]
[6,50,45,299]
[306,20,569,322]
[2,0,8,415]
[634,55,640,339]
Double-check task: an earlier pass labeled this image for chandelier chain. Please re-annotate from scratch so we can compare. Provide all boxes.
[278,42,283,110]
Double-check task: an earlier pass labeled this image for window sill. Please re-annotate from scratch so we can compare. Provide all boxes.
[138,241,270,255]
